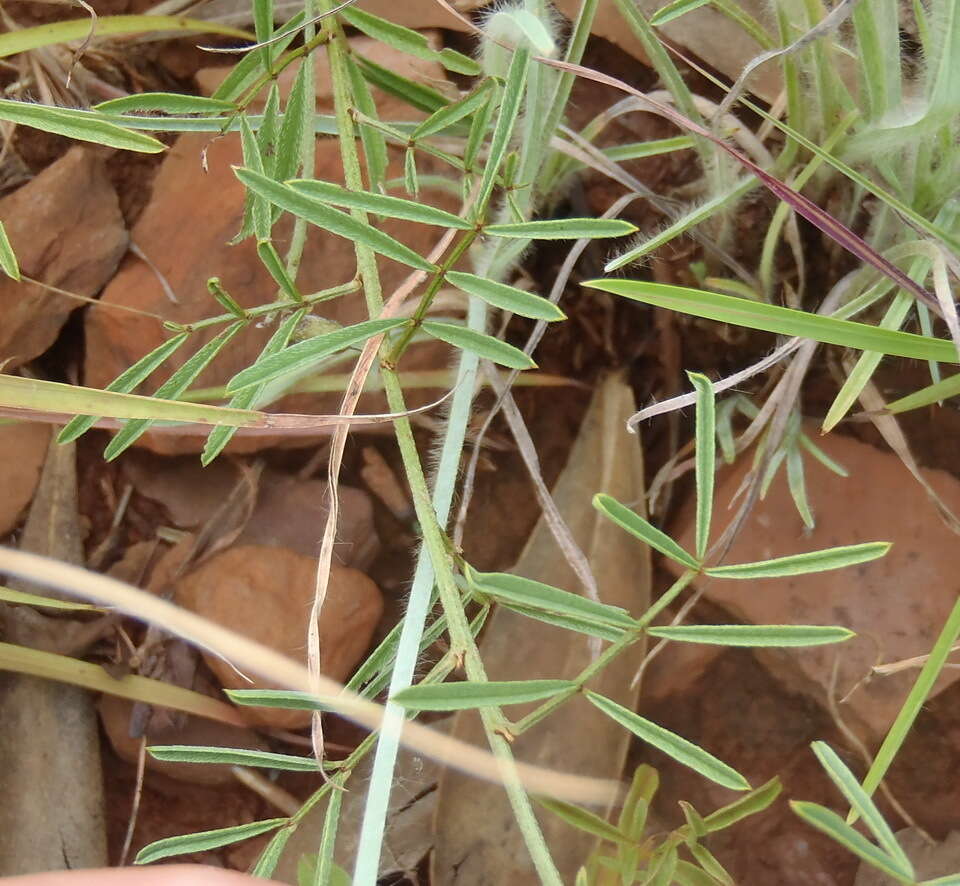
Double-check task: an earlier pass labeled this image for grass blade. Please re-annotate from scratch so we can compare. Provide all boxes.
[225,689,334,711]
[134,819,286,865]
[586,692,750,791]
[704,542,890,579]
[445,271,564,321]
[412,79,494,139]
[421,321,535,370]
[584,280,960,364]
[392,679,576,711]
[593,493,699,569]
[0,14,252,59]
[689,372,715,560]
[650,0,710,26]
[235,168,436,271]
[224,318,408,392]
[647,625,854,647]
[252,826,293,879]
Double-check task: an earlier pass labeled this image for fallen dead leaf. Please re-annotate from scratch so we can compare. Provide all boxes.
[432,372,650,884]
[0,147,127,368]
[175,544,384,728]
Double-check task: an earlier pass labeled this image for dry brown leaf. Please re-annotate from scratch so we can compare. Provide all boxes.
[432,372,650,884]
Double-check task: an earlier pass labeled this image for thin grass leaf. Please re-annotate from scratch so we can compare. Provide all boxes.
[445,271,564,321]
[603,135,694,162]
[470,570,639,629]
[585,280,960,364]
[134,819,286,865]
[499,603,627,642]
[650,0,710,26]
[586,692,750,791]
[354,54,448,114]
[811,742,912,876]
[705,542,891,579]
[487,218,637,239]
[647,625,854,647]
[9,376,259,430]
[0,219,20,280]
[252,827,294,879]
[0,642,244,726]
[593,493,700,570]
[537,797,631,845]
[102,323,243,460]
[58,333,188,443]
[287,180,471,229]
[885,372,960,414]
[689,372,715,560]
[95,93,234,114]
[0,14,252,59]
[392,679,575,711]
[236,168,436,271]
[202,309,302,464]
[860,595,960,812]
[412,79,495,139]
[225,318,407,393]
[421,321,535,370]
[701,777,782,832]
[225,688,334,711]
[0,585,103,612]
[340,5,480,76]
[0,99,163,152]
[790,802,914,883]
[148,745,321,771]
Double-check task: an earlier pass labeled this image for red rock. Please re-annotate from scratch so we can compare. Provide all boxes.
[175,544,383,728]
[0,423,51,536]
[0,147,127,367]
[668,430,960,738]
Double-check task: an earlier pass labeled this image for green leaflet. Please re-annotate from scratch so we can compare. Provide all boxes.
[392,679,576,711]
[705,542,891,579]
[593,493,700,570]
[421,321,536,370]
[225,318,408,392]
[134,819,286,865]
[235,168,436,271]
[646,625,855,647]
[446,271,565,320]
[586,692,750,791]
[487,218,637,239]
[148,745,322,771]
[0,99,164,153]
